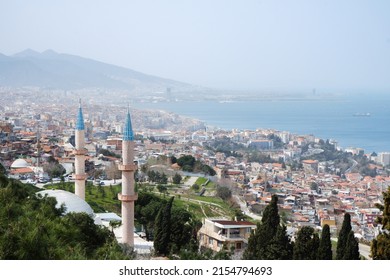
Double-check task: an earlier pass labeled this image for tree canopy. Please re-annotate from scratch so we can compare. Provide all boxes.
[336,213,360,260]
[176,155,216,176]
[135,192,200,256]
[243,195,292,260]
[336,213,352,259]
[317,224,332,260]
[154,197,174,256]
[172,173,182,184]
[0,174,128,259]
[343,231,360,260]
[293,226,319,260]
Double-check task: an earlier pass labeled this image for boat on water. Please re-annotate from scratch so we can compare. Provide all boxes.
[353,113,371,117]
[219,100,235,103]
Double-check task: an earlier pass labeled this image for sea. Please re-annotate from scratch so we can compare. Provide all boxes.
[132,93,390,154]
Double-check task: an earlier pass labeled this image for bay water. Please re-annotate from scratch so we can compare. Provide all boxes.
[133,93,390,153]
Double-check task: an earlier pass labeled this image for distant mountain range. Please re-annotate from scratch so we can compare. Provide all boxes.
[0,49,197,92]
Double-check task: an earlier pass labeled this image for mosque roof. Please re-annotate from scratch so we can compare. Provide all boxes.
[11,158,29,169]
[37,189,94,216]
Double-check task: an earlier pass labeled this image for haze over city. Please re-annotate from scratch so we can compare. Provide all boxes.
[1,0,390,273]
[1,0,389,91]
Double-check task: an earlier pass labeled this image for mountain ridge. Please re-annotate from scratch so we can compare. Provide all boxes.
[0,49,198,92]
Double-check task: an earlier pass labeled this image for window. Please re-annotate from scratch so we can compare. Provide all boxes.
[236,242,242,250]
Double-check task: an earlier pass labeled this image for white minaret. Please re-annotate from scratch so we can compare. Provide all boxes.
[118,107,138,246]
[74,100,86,200]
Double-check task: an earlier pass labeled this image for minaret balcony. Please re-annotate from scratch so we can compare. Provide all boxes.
[118,164,137,171]
[118,193,138,202]
[74,149,86,155]
[74,174,87,180]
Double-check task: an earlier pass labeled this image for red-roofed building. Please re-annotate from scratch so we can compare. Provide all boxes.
[9,167,35,179]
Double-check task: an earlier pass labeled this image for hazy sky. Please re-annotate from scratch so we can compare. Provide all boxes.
[1,0,389,91]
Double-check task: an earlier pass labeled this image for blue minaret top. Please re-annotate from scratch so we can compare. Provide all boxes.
[123,106,134,141]
[76,99,85,130]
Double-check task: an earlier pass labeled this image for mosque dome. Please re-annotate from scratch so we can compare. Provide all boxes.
[11,159,29,169]
[37,189,94,216]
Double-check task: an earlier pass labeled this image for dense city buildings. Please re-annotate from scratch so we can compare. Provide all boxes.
[0,89,388,257]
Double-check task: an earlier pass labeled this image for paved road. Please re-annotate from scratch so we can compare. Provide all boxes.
[184,176,198,187]
[233,195,262,221]
[345,159,358,174]
[359,243,372,260]
[331,238,372,260]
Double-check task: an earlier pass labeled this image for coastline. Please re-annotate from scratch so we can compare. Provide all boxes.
[132,96,390,154]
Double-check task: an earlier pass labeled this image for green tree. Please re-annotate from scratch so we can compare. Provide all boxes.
[172,173,182,184]
[157,184,167,194]
[177,155,196,169]
[0,162,6,175]
[336,213,352,259]
[154,197,174,256]
[169,208,196,253]
[317,224,332,260]
[371,187,390,259]
[0,175,129,260]
[170,156,177,164]
[192,184,200,191]
[343,231,360,260]
[293,226,319,260]
[266,224,293,260]
[311,233,320,259]
[243,195,292,260]
[310,182,319,192]
[160,173,168,184]
[201,164,216,176]
[135,193,164,241]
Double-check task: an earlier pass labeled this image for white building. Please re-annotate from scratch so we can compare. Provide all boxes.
[378,152,390,166]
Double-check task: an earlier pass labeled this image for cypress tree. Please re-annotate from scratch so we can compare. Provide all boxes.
[243,195,292,260]
[262,195,280,235]
[343,231,360,260]
[266,224,293,260]
[310,233,320,260]
[293,226,318,260]
[336,213,352,259]
[153,196,174,256]
[317,224,332,260]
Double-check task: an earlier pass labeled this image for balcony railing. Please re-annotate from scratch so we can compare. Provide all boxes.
[220,234,245,240]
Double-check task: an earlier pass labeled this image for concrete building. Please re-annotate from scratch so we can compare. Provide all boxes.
[378,152,390,166]
[249,139,274,150]
[302,159,319,174]
[118,108,138,247]
[198,218,256,255]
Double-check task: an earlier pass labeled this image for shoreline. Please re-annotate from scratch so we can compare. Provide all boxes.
[132,100,390,155]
